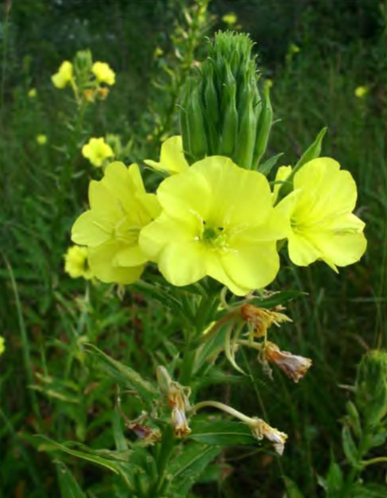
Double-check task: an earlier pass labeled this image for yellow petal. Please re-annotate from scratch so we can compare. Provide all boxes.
[287,232,322,267]
[158,242,207,286]
[309,229,367,267]
[219,239,280,293]
[139,212,200,261]
[88,242,144,284]
[115,245,148,267]
[71,210,111,246]
[144,136,189,175]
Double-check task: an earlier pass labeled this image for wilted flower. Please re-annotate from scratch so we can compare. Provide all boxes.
[71,162,160,284]
[140,156,288,295]
[97,87,109,100]
[263,341,312,382]
[144,136,189,175]
[82,137,114,167]
[249,417,288,455]
[277,157,367,271]
[157,366,191,438]
[51,61,73,89]
[28,88,37,98]
[0,336,5,356]
[355,86,368,98]
[36,134,47,146]
[64,246,93,279]
[83,89,96,102]
[92,61,115,85]
[241,304,292,337]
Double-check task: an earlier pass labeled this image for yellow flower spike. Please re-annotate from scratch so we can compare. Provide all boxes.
[92,61,116,86]
[0,336,5,356]
[64,246,93,279]
[71,162,160,285]
[82,137,114,167]
[355,86,368,98]
[276,157,367,270]
[36,134,47,146]
[271,165,292,204]
[51,61,73,89]
[140,156,289,295]
[144,136,189,175]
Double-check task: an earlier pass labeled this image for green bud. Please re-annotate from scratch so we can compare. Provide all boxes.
[73,49,93,87]
[180,31,265,168]
[186,83,207,162]
[355,349,387,427]
[252,85,273,169]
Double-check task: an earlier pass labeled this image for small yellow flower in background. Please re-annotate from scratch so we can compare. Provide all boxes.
[36,134,47,145]
[264,78,273,91]
[82,137,114,167]
[154,46,164,59]
[140,156,288,296]
[0,336,5,356]
[272,165,292,204]
[28,88,37,98]
[64,246,93,279]
[355,86,368,98]
[222,12,237,26]
[51,61,73,89]
[144,136,189,175]
[277,157,367,271]
[92,62,115,86]
[289,43,300,54]
[71,162,160,284]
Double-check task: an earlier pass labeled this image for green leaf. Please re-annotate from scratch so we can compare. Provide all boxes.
[56,462,87,498]
[168,442,222,496]
[326,459,344,492]
[112,411,128,451]
[85,344,158,405]
[283,477,306,498]
[342,425,360,467]
[189,419,256,446]
[258,152,284,176]
[346,401,362,439]
[351,483,387,497]
[277,127,327,199]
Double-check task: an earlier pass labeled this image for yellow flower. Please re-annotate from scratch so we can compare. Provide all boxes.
[272,165,292,204]
[71,162,160,284]
[28,88,37,98]
[36,134,47,145]
[222,12,237,25]
[82,137,114,167]
[277,157,367,271]
[92,62,115,86]
[64,246,93,279]
[144,136,189,175]
[140,156,288,295]
[154,46,164,58]
[0,336,5,356]
[51,61,73,89]
[355,86,368,98]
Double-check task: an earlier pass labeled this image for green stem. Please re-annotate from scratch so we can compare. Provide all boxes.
[361,456,387,466]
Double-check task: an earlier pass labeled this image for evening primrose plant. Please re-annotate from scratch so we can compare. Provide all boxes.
[44,31,367,497]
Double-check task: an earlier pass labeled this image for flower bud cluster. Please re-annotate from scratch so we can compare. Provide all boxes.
[180,31,272,169]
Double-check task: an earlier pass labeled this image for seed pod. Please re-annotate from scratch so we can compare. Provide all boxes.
[235,87,258,169]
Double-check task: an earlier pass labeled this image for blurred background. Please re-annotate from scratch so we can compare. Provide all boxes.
[0,0,386,497]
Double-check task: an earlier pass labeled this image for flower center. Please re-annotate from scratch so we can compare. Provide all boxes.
[201,223,227,248]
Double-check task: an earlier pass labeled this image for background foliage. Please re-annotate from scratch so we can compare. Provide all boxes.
[0,0,386,497]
